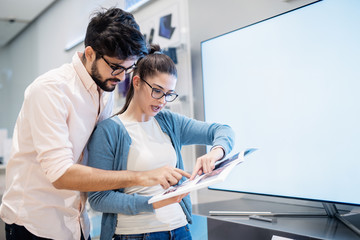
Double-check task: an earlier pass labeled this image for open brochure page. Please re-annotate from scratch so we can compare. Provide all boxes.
[148,148,257,204]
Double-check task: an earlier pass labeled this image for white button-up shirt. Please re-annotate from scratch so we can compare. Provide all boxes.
[0,52,113,240]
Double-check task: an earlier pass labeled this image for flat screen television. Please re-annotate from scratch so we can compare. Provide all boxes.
[201,0,360,211]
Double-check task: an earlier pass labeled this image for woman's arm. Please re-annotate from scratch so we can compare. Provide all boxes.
[166,111,235,179]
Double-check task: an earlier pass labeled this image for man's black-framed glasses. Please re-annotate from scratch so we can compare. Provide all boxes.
[141,78,178,102]
[101,56,136,76]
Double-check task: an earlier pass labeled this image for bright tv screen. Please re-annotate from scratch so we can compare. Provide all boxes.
[201,0,360,206]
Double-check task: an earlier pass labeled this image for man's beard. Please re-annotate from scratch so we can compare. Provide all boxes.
[90,60,119,92]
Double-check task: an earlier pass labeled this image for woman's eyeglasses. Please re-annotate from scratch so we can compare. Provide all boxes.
[141,78,178,102]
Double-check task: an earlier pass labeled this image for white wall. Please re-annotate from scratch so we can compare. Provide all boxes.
[0,47,11,130]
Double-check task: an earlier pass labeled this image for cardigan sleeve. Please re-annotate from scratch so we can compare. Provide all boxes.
[161,110,235,156]
[87,118,154,215]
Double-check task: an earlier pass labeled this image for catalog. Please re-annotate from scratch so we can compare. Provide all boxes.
[148,148,257,204]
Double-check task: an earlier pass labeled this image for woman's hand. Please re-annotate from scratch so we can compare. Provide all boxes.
[152,193,189,209]
[190,147,224,180]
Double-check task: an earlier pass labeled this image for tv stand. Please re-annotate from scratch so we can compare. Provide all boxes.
[323,203,360,237]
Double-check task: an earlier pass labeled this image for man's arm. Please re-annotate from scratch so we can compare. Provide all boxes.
[52,164,190,191]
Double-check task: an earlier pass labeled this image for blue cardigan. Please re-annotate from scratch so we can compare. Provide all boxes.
[87,110,234,240]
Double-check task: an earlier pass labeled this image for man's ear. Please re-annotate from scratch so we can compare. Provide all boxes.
[84,46,96,63]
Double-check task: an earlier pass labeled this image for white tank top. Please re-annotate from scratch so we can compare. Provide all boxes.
[115,116,187,234]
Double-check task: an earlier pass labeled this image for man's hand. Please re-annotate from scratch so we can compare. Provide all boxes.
[190,147,224,180]
[152,193,189,209]
[138,166,191,189]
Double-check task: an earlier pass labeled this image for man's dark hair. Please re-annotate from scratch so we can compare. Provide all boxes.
[85,8,148,60]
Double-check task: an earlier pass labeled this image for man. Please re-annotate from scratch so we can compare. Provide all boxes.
[0,8,189,240]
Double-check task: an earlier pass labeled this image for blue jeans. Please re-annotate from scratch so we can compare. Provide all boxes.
[5,223,91,240]
[114,225,192,240]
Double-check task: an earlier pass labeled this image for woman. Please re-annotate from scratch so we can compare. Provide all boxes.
[87,44,234,240]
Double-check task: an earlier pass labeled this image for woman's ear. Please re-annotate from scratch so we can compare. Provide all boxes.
[132,75,141,89]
